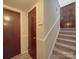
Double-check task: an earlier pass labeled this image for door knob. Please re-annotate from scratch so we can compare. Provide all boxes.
[33,37,36,39]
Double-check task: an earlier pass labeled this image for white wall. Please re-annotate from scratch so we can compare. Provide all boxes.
[43,0,60,59]
[44,0,60,36]
[44,17,60,59]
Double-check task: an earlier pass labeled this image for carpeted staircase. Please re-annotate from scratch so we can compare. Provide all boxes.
[50,28,76,59]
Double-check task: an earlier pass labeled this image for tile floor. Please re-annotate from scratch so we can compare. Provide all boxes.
[11,53,32,59]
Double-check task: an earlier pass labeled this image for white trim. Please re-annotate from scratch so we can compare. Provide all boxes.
[44,16,60,41]
[27,2,39,13]
[48,27,60,59]
[3,5,23,54]
[20,11,23,54]
[21,50,28,54]
[3,4,21,13]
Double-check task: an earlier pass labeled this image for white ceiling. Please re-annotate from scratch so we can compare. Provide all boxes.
[4,0,75,11]
[3,0,39,11]
[58,0,75,7]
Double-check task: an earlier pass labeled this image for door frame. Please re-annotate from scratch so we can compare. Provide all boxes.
[3,5,21,54]
[28,6,37,59]
[3,5,21,13]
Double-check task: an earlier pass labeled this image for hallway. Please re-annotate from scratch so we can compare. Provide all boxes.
[3,0,76,59]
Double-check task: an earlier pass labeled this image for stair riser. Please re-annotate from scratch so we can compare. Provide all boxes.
[53,50,72,59]
[51,54,68,59]
[57,39,76,46]
[59,32,76,35]
[53,50,62,56]
[55,44,75,52]
[50,54,60,59]
[58,35,76,40]
[60,28,76,31]
[51,28,76,59]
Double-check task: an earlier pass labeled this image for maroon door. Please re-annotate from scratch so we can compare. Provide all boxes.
[3,9,20,59]
[28,7,37,59]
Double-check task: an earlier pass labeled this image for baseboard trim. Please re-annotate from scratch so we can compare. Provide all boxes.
[21,50,28,54]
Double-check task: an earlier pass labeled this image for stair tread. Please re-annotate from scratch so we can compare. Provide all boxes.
[57,38,76,43]
[52,28,76,59]
[56,42,76,50]
[60,31,76,33]
[54,48,75,58]
[59,34,76,37]
[60,28,76,30]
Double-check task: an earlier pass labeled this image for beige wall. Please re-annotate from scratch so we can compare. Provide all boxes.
[36,0,44,40]
[20,11,28,54]
[36,0,45,59]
